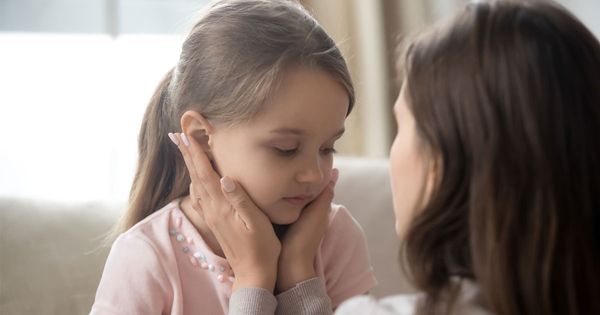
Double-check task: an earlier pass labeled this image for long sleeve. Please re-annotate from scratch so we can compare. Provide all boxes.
[228,277,332,315]
[228,288,277,315]
[276,277,332,315]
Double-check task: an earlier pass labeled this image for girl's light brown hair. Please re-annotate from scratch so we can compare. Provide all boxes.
[114,0,354,238]
[400,0,600,314]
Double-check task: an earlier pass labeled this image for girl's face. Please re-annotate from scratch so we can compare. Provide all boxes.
[209,67,349,225]
[389,84,435,238]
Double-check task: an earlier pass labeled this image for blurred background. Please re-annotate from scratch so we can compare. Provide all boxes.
[1,0,599,203]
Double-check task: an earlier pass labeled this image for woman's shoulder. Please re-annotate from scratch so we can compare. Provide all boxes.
[335,279,491,315]
[335,293,419,315]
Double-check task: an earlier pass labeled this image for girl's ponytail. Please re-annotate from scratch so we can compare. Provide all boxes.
[112,68,190,238]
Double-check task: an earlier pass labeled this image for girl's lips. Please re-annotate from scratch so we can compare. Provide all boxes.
[283,195,312,205]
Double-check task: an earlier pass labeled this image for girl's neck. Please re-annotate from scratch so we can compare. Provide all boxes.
[179,195,225,258]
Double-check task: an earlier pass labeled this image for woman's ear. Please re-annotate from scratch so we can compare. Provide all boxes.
[423,154,441,206]
[180,110,215,159]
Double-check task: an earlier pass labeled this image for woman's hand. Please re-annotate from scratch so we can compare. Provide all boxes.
[276,169,338,292]
[171,132,281,292]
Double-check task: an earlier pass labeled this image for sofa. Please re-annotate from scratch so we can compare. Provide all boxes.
[0,157,414,315]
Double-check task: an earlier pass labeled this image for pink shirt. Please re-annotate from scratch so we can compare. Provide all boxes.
[90,199,376,315]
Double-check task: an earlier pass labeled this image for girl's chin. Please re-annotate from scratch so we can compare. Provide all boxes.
[265,208,302,225]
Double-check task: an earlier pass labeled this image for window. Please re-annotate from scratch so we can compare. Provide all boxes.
[0,0,208,201]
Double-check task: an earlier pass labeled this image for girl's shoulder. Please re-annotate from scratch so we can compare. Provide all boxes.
[93,201,183,314]
[121,199,182,237]
[325,203,366,240]
[112,199,183,255]
[318,203,377,306]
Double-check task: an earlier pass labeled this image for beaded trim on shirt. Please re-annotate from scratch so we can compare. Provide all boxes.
[169,214,235,283]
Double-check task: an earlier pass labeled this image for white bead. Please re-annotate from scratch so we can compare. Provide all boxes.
[208,264,215,272]
[176,234,185,242]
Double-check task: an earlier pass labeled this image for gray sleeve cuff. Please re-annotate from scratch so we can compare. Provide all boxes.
[229,287,277,315]
[275,277,333,315]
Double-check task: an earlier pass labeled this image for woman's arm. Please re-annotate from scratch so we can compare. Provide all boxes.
[229,277,333,315]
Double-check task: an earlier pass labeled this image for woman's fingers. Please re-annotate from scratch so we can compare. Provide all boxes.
[170,132,222,201]
[275,169,339,291]
[169,132,280,291]
[188,182,205,216]
[281,168,339,253]
[219,176,270,230]
[298,168,338,221]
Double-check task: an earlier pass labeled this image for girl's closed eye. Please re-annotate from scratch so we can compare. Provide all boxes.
[321,146,337,155]
[266,139,300,157]
[275,146,299,156]
[272,145,337,157]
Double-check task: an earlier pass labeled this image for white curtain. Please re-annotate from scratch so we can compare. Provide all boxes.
[0,34,183,202]
[302,0,600,158]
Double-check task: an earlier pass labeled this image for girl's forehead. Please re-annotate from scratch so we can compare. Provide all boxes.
[230,102,347,140]
[261,72,348,114]
[217,67,350,137]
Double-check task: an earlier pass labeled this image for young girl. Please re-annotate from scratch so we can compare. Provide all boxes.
[205,0,600,314]
[90,0,376,314]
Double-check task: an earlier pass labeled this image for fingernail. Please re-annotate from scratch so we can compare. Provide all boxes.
[331,168,339,184]
[168,133,180,146]
[220,176,236,193]
[181,133,190,147]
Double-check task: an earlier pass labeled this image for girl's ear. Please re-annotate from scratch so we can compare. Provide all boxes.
[180,110,215,159]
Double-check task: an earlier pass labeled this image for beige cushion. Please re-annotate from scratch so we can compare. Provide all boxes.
[333,157,413,297]
[0,199,116,314]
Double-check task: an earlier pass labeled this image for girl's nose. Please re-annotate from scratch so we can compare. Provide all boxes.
[295,158,325,184]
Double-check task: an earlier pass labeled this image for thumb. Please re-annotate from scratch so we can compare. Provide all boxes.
[301,172,337,219]
[220,176,261,221]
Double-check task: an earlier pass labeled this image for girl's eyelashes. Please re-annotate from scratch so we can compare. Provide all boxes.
[271,145,337,157]
[274,147,299,156]
[321,147,337,155]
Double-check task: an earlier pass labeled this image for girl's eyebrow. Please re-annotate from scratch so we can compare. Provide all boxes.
[270,128,345,139]
[270,128,305,136]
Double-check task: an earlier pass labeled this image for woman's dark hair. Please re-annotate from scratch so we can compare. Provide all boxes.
[400,0,600,314]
